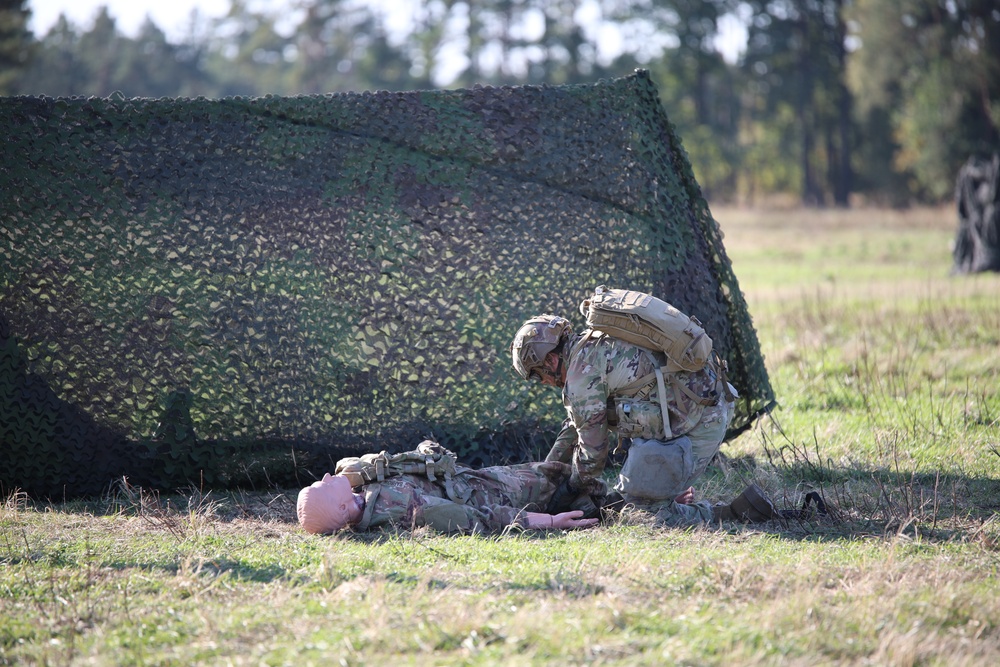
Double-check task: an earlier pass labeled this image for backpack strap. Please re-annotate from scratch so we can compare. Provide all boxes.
[605,348,673,440]
[713,352,737,402]
[442,477,472,504]
[422,452,473,504]
[615,370,657,397]
[566,329,600,365]
[355,483,383,531]
[611,350,724,443]
[641,350,718,439]
[645,350,675,441]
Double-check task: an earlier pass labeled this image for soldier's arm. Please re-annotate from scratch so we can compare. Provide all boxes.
[563,342,613,490]
[565,386,611,490]
[570,412,611,492]
[545,419,578,463]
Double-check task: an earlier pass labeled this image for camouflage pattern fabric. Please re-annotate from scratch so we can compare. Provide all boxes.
[356,460,572,534]
[1,70,774,497]
[653,500,714,527]
[679,397,733,484]
[551,331,725,491]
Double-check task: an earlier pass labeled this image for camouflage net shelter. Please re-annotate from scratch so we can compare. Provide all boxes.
[1,70,774,498]
[952,153,1000,274]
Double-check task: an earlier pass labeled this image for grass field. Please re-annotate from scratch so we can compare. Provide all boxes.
[3,206,1000,666]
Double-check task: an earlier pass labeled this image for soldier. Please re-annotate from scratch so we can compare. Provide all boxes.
[510,313,763,526]
[296,454,600,535]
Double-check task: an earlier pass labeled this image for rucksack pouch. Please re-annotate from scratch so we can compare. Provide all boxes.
[614,436,695,502]
[609,396,664,440]
[335,440,462,489]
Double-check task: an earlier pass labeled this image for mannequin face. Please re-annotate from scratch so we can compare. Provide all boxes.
[297,473,365,534]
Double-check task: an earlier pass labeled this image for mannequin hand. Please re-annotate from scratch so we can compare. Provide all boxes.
[526,510,599,530]
[549,510,599,530]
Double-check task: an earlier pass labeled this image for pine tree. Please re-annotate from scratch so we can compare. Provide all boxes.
[0,0,33,94]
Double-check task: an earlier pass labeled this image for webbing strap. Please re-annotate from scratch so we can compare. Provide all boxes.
[651,358,674,441]
[442,478,472,504]
[715,353,737,402]
[616,371,657,397]
[356,484,382,531]
[672,375,718,407]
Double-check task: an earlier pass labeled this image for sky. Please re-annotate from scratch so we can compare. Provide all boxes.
[27,0,747,64]
[29,0,237,42]
[29,0,467,44]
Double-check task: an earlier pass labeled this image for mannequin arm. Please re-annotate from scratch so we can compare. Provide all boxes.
[525,510,599,530]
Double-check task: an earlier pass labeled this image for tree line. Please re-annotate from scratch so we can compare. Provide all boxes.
[2,0,999,206]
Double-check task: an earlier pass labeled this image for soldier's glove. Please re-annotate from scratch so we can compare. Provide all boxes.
[547,479,604,519]
[547,478,582,515]
[596,490,626,521]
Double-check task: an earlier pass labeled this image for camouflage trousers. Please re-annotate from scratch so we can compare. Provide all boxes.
[685,395,735,486]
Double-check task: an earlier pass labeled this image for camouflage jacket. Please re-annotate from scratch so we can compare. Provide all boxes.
[550,331,720,490]
[353,460,572,534]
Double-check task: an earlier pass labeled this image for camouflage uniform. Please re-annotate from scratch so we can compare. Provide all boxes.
[546,331,734,525]
[353,460,575,534]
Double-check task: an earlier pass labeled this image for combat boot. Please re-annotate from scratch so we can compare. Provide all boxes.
[711,502,737,522]
[711,484,778,522]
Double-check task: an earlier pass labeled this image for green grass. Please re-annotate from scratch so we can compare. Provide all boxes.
[3,206,1000,665]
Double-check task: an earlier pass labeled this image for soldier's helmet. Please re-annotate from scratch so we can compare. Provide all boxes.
[510,315,573,381]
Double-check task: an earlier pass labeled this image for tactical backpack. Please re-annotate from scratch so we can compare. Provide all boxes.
[579,285,727,441]
[334,439,472,503]
[579,285,712,373]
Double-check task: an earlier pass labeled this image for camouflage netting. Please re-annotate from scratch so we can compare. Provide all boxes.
[1,70,774,498]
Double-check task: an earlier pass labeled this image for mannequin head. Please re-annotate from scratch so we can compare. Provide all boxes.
[296,473,365,534]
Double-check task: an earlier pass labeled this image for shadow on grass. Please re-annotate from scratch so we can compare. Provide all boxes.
[704,450,1000,544]
[0,550,289,582]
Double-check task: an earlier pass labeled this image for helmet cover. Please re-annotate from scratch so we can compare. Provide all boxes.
[510,315,572,381]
